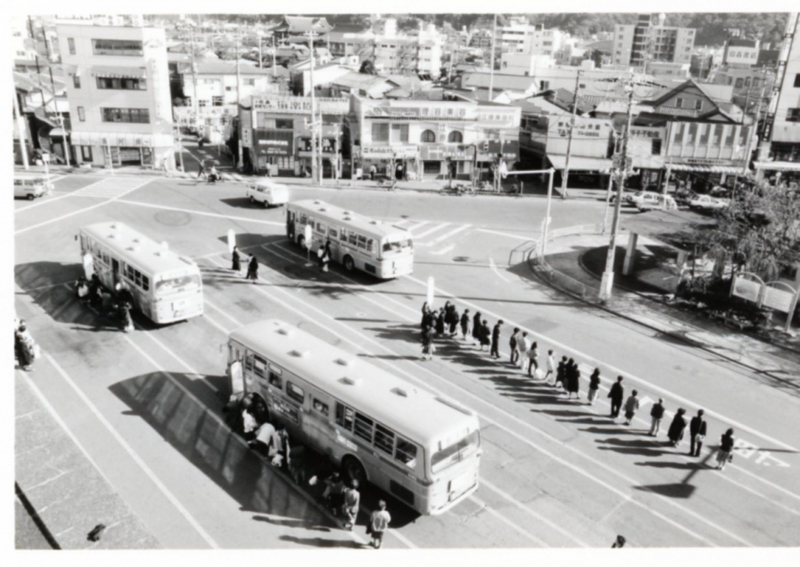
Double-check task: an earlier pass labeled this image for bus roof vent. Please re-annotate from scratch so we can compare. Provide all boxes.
[289,349,310,358]
[132,238,140,243]
[343,211,351,215]
[110,223,117,229]
[391,387,414,397]
[339,376,361,386]
[370,220,381,225]
[127,246,138,252]
[335,357,353,367]
[313,200,321,204]
[278,327,293,336]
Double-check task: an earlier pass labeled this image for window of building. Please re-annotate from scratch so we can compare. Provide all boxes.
[92,39,143,56]
[225,86,233,92]
[787,108,800,123]
[275,118,293,129]
[724,126,736,147]
[420,129,436,143]
[81,145,92,160]
[96,77,147,90]
[212,96,224,106]
[735,77,744,89]
[198,100,208,107]
[794,74,800,88]
[448,130,463,143]
[73,75,81,89]
[675,98,684,108]
[371,122,389,143]
[695,100,703,111]
[699,124,709,144]
[686,123,697,143]
[68,38,76,55]
[77,106,85,121]
[539,80,550,90]
[101,107,150,124]
[244,78,255,86]
[744,77,751,87]
[651,139,662,155]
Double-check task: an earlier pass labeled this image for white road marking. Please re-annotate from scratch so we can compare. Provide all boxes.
[428,224,472,245]
[42,353,220,548]
[115,199,284,227]
[468,494,550,547]
[72,177,152,199]
[475,228,537,242]
[431,244,455,256]
[413,222,452,239]
[15,177,113,213]
[406,221,429,232]
[489,257,510,282]
[206,254,723,546]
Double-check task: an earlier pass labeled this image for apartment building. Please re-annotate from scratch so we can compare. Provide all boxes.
[613,14,695,70]
[180,61,275,107]
[763,14,800,166]
[723,38,761,68]
[57,22,174,168]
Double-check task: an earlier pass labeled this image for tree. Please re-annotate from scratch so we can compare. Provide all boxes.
[359,59,376,75]
[693,183,800,282]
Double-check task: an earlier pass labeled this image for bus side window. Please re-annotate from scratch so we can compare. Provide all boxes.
[286,381,304,404]
[142,275,150,291]
[348,231,358,246]
[335,403,355,431]
[312,398,329,416]
[374,423,395,455]
[315,222,326,234]
[339,230,347,243]
[244,353,254,373]
[268,371,282,389]
[367,238,375,253]
[253,355,267,378]
[353,412,374,443]
[299,213,307,225]
[395,437,417,468]
[357,235,367,250]
[329,228,337,239]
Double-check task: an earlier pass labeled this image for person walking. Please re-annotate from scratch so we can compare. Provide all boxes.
[118,300,134,333]
[460,309,471,340]
[15,322,36,371]
[421,326,434,361]
[509,327,520,365]
[435,308,446,337]
[516,332,530,369]
[667,408,688,447]
[320,239,332,273]
[197,160,206,179]
[526,341,539,377]
[421,301,432,331]
[566,359,580,399]
[369,163,377,181]
[341,480,361,530]
[448,304,459,336]
[623,390,640,425]
[649,398,666,437]
[368,500,391,549]
[231,246,241,273]
[611,535,626,548]
[715,428,735,471]
[246,255,259,283]
[472,311,482,345]
[490,320,503,359]
[89,274,103,311]
[689,409,708,457]
[545,350,556,383]
[75,277,90,305]
[587,368,601,405]
[323,472,346,517]
[479,320,491,351]
[608,376,625,418]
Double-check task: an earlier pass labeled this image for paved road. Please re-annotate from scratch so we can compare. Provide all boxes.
[14,174,800,549]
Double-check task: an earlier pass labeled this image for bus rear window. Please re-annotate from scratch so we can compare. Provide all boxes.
[155,274,201,294]
[382,238,412,253]
[395,437,417,468]
[431,431,480,473]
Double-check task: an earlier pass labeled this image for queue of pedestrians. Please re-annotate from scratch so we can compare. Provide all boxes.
[419,299,737,471]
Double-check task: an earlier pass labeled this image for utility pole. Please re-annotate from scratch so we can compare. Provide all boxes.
[307,29,319,185]
[235,32,243,170]
[735,67,766,188]
[258,33,263,68]
[48,65,70,167]
[488,14,497,101]
[599,75,636,302]
[560,69,582,200]
[272,35,277,78]
[13,89,30,170]
[189,26,199,132]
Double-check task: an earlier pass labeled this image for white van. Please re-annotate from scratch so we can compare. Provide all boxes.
[637,193,678,212]
[245,179,290,207]
[14,174,53,200]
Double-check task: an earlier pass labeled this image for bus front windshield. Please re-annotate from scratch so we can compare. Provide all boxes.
[430,430,480,474]
[382,236,413,255]
[155,273,201,296]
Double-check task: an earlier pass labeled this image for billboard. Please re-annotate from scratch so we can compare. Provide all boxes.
[253,129,294,156]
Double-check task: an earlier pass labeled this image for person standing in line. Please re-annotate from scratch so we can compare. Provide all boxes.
[197,160,206,179]
[509,327,520,365]
[608,376,625,418]
[368,500,391,549]
[435,308,446,337]
[231,246,241,273]
[479,320,491,351]
[612,535,626,548]
[623,390,640,425]
[421,301,430,330]
[689,409,707,457]
[490,320,503,359]
[667,408,688,447]
[587,368,601,405]
[472,311,482,345]
[448,304,460,336]
[246,255,259,283]
[556,356,567,389]
[460,309,471,340]
[118,300,134,333]
[320,239,332,273]
[15,322,36,371]
[323,472,346,517]
[341,480,361,530]
[526,341,539,377]
[716,428,735,471]
[566,359,580,400]
[421,326,434,361]
[545,350,556,383]
[649,398,665,437]
[516,332,530,369]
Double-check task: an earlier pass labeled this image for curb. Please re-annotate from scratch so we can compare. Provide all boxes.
[527,244,799,383]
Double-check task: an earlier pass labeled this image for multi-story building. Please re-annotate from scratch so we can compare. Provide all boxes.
[180,61,276,107]
[373,22,443,79]
[613,14,695,70]
[723,38,760,68]
[57,22,174,168]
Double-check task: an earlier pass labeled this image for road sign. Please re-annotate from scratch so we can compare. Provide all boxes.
[227,229,236,254]
[41,153,50,163]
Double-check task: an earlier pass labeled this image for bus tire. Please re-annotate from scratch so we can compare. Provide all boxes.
[297,235,305,249]
[343,255,355,272]
[341,455,367,486]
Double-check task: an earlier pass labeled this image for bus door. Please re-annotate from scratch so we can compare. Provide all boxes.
[286,209,295,239]
[82,252,95,280]
[228,343,245,395]
[112,258,121,289]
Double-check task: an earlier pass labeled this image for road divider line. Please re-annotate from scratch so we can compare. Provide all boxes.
[475,228,537,242]
[489,257,510,283]
[42,353,220,549]
[115,199,284,227]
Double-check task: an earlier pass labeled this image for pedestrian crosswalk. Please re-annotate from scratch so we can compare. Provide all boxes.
[71,177,153,199]
[393,219,473,250]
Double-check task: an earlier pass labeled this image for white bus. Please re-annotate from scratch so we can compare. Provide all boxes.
[227,319,481,515]
[78,222,203,324]
[285,200,413,279]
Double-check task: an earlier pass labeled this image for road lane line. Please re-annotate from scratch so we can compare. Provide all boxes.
[414,222,452,239]
[428,224,472,245]
[115,199,284,227]
[406,221,429,232]
[205,256,722,546]
[403,274,798,453]
[431,244,456,256]
[14,177,118,213]
[475,228,538,242]
[204,296,245,329]
[489,257,510,282]
[42,353,220,548]
[468,495,549,547]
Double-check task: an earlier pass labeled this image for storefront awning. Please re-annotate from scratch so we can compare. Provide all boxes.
[667,164,744,174]
[48,128,67,137]
[547,154,612,172]
[753,161,800,173]
[70,131,173,148]
[91,65,147,79]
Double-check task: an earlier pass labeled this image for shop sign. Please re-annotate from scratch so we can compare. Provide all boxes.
[365,105,474,120]
[254,129,294,156]
[674,157,745,167]
[297,137,337,154]
[419,144,473,161]
[252,96,348,115]
[731,276,762,303]
[361,145,418,159]
[762,286,796,313]
[477,140,519,161]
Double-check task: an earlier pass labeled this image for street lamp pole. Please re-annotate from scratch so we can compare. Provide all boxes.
[307,30,318,185]
[236,32,243,171]
[13,90,30,170]
[560,69,582,200]
[488,14,497,101]
[540,168,556,258]
[599,75,635,302]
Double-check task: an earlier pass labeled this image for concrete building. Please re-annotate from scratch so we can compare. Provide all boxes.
[613,14,695,70]
[57,22,174,168]
[723,38,760,68]
[180,61,276,108]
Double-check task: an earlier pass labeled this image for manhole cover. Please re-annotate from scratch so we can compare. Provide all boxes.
[154,210,192,227]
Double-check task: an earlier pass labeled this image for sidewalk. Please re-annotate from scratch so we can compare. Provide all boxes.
[15,373,160,549]
[535,232,800,387]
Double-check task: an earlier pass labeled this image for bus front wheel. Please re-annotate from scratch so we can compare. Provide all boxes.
[341,455,367,486]
[343,255,355,272]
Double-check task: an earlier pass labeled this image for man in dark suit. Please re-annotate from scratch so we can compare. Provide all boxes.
[608,376,625,418]
[490,320,503,359]
[689,409,707,457]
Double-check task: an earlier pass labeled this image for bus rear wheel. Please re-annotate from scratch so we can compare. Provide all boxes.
[341,455,367,487]
[343,255,355,272]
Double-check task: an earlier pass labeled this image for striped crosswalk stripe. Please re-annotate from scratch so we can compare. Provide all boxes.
[71,177,152,199]
[413,222,451,239]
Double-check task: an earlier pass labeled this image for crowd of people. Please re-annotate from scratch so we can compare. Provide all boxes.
[74,274,135,332]
[419,300,737,471]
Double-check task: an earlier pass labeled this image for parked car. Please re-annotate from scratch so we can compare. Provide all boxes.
[627,191,663,209]
[14,173,53,200]
[637,194,678,212]
[245,179,290,207]
[688,194,729,212]
[672,188,699,207]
